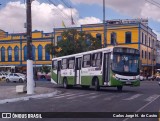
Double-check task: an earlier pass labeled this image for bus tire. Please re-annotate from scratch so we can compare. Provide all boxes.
[94,77,100,91]
[63,78,69,89]
[117,86,123,91]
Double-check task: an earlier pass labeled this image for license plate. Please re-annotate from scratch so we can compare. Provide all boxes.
[126,81,131,84]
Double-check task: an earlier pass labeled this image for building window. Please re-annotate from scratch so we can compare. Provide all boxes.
[96,34,101,41]
[142,50,143,58]
[14,46,19,61]
[149,52,150,60]
[96,33,101,44]
[8,46,12,62]
[149,37,150,47]
[145,35,147,45]
[32,45,35,60]
[152,39,154,48]
[57,36,62,42]
[24,46,27,61]
[1,47,5,62]
[142,32,144,44]
[111,32,117,45]
[45,45,50,60]
[125,32,131,43]
[38,45,43,60]
[145,51,147,59]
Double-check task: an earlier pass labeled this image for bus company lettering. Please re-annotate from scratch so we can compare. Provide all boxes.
[88,68,95,71]
[62,72,67,75]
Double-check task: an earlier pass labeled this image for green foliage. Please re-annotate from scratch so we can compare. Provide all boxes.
[57,29,101,57]
[46,29,102,57]
[45,43,59,56]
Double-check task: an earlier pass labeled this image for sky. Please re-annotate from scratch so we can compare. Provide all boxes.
[0,0,160,40]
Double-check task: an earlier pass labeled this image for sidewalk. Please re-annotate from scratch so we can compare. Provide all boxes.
[0,81,59,104]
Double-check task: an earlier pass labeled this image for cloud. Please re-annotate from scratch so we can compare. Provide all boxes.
[78,17,101,25]
[0,0,101,33]
[71,0,160,21]
[71,0,160,39]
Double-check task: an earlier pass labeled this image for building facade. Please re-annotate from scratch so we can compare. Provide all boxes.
[0,19,158,76]
[54,21,157,76]
[0,30,53,73]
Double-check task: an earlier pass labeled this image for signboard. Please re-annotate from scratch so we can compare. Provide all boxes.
[107,18,148,26]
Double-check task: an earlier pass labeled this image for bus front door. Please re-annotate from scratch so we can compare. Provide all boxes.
[75,57,82,85]
[57,60,61,84]
[103,53,110,84]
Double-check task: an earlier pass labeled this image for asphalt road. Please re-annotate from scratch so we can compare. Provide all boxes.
[0,80,160,121]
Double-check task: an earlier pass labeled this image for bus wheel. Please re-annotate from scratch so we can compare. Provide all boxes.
[117,86,123,91]
[94,78,100,91]
[63,78,68,89]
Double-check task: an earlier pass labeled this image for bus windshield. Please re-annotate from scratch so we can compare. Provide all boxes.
[112,54,139,76]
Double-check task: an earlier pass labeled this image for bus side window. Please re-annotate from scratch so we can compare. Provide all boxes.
[96,52,102,67]
[52,60,57,69]
[92,52,102,67]
[83,54,91,68]
[62,59,68,69]
[68,57,75,69]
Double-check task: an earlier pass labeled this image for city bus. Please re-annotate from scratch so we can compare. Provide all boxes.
[51,46,140,91]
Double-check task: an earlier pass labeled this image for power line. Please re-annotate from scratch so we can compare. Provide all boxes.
[150,0,160,6]
[145,0,160,8]
[47,0,78,25]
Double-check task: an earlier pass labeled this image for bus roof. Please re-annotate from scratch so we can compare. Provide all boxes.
[52,46,138,60]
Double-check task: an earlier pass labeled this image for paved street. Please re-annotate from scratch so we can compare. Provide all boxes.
[0,80,160,121]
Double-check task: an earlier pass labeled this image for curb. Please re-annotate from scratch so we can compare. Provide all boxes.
[0,90,59,104]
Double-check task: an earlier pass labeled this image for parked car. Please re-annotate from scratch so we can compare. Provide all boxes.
[6,73,26,83]
[0,72,7,80]
[139,76,144,81]
[148,75,156,81]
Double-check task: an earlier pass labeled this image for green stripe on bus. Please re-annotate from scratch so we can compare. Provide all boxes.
[81,75,103,86]
[52,71,57,82]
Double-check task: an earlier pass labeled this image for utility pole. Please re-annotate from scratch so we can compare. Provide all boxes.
[103,0,107,48]
[26,0,34,94]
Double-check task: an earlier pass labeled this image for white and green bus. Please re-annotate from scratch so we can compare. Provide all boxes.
[51,46,140,91]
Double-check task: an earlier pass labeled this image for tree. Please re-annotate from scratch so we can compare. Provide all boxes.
[47,29,101,57]
[57,29,102,56]
[45,43,59,57]
[40,65,51,74]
